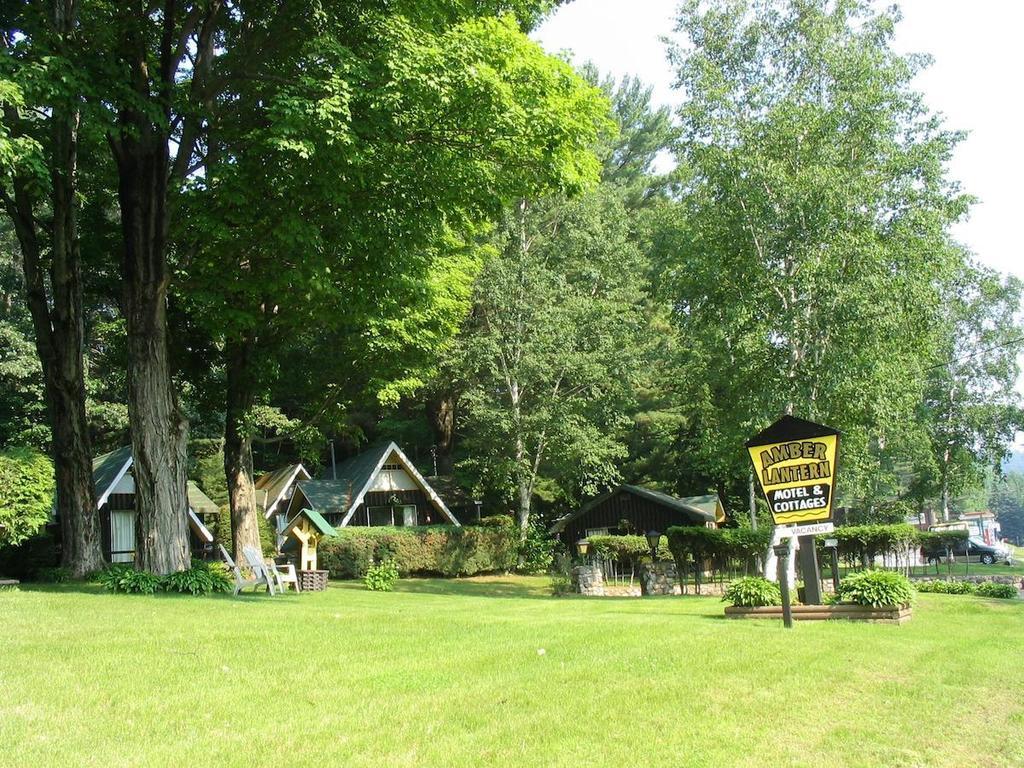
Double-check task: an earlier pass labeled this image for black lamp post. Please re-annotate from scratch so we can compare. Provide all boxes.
[645,529,661,561]
[773,542,794,629]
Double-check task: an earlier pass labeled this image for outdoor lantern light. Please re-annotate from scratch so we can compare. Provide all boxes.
[575,538,591,558]
[645,529,661,559]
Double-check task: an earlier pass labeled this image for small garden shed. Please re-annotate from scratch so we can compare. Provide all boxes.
[550,485,724,544]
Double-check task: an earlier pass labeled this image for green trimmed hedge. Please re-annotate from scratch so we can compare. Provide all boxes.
[317,525,517,579]
[916,580,1018,599]
[665,526,772,568]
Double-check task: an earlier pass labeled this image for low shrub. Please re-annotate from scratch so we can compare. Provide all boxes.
[550,553,574,596]
[97,565,163,595]
[34,566,71,583]
[519,521,556,574]
[318,525,517,579]
[837,570,914,607]
[365,559,399,592]
[163,560,233,595]
[723,576,782,607]
[588,534,650,560]
[915,579,977,595]
[97,560,232,596]
[974,582,1018,600]
[0,531,60,580]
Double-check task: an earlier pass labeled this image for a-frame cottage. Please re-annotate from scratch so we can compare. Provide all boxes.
[549,485,725,544]
[282,442,459,529]
[91,446,217,563]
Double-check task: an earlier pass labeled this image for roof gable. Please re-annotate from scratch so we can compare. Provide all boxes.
[255,463,311,518]
[550,484,721,534]
[292,441,458,525]
[93,445,134,505]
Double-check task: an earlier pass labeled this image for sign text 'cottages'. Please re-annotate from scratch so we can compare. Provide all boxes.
[745,415,841,526]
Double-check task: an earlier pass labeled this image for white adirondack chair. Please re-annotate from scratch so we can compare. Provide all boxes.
[220,544,275,596]
[241,545,300,595]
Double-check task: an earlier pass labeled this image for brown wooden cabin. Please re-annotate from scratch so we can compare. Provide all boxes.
[279,441,459,530]
[91,446,217,563]
[549,485,725,545]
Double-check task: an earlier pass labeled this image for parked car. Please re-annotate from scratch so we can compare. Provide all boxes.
[922,537,1014,566]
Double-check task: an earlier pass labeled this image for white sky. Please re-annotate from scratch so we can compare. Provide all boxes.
[534,0,1024,281]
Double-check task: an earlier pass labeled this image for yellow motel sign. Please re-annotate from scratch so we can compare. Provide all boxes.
[746,415,841,526]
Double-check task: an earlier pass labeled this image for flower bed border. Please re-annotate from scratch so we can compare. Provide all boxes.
[724,603,911,624]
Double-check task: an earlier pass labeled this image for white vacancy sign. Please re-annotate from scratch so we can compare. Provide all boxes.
[773,521,835,543]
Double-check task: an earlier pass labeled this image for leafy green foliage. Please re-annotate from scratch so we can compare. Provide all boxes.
[909,267,1024,516]
[458,187,649,526]
[912,579,1018,598]
[364,559,400,592]
[97,560,232,596]
[723,576,782,607]
[844,500,916,526]
[659,0,976,502]
[96,565,163,596]
[991,473,1024,544]
[914,579,976,595]
[162,561,233,596]
[318,526,517,579]
[33,566,71,584]
[518,521,556,574]
[974,582,1018,600]
[837,570,914,607]
[820,524,921,565]
[666,526,772,566]
[0,532,59,580]
[588,534,650,560]
[0,448,54,547]
[916,529,970,559]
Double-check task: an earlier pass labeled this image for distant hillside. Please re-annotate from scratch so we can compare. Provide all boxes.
[1003,451,1024,475]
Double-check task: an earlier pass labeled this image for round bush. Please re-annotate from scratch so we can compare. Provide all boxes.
[365,559,399,592]
[723,576,782,607]
[837,570,913,607]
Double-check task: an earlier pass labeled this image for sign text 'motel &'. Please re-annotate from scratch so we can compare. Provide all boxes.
[745,415,841,526]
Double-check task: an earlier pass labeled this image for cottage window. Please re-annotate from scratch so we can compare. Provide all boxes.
[110,510,136,563]
[367,506,393,526]
[366,504,417,527]
[585,527,609,538]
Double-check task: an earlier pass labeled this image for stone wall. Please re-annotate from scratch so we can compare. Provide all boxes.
[572,564,605,596]
[640,561,677,596]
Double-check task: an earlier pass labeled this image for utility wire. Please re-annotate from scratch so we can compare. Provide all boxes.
[924,334,1024,371]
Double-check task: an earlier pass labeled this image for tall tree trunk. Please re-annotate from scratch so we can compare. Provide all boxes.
[224,335,262,559]
[105,3,203,575]
[0,7,104,577]
[112,129,190,575]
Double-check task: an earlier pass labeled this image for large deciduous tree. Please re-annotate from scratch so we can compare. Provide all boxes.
[5,0,601,573]
[911,266,1024,520]
[659,0,972,504]
[0,8,105,576]
[459,187,649,535]
[177,7,608,556]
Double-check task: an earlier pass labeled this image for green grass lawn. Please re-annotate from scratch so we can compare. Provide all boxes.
[2,577,1023,768]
